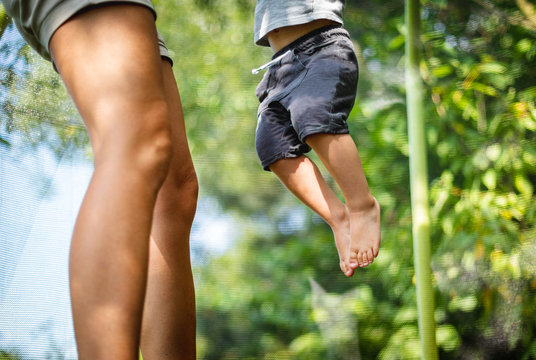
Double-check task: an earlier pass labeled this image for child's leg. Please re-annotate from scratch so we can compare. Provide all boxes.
[50,5,172,359]
[140,62,198,360]
[270,156,356,277]
[306,133,381,268]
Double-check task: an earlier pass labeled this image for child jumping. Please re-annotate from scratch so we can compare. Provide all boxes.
[252,0,381,277]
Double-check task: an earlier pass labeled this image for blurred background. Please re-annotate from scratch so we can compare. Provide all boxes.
[1,0,535,359]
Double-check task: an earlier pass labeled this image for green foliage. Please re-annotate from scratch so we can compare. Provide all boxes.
[4,52,87,156]
[1,5,12,147]
[154,0,285,214]
[0,5,10,39]
[192,0,536,358]
[0,0,535,358]
[0,21,87,158]
[0,350,21,360]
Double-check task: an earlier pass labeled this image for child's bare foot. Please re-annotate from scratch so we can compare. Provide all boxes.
[347,196,381,268]
[329,207,355,277]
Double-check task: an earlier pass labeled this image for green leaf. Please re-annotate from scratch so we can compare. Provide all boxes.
[432,64,453,78]
[482,169,497,190]
[478,63,507,74]
[436,325,461,351]
[516,38,532,53]
[514,173,534,196]
[0,4,11,40]
[388,34,405,50]
[471,82,498,96]
[0,136,10,147]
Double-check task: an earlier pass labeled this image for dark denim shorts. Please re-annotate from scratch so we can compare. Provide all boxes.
[255,25,359,171]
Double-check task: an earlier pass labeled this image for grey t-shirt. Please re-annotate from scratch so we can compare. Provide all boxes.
[254,0,345,47]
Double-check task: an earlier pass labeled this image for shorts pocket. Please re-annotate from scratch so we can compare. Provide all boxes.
[255,72,272,102]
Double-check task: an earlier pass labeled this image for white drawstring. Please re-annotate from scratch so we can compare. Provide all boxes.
[251,49,292,74]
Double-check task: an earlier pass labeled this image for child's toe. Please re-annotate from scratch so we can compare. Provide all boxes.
[366,249,375,264]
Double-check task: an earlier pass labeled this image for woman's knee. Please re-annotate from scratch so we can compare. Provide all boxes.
[93,100,174,187]
[131,102,174,184]
[160,165,199,215]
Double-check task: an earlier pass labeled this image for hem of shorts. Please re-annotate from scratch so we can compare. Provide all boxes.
[261,150,312,172]
[40,0,157,62]
[299,127,350,143]
[156,31,173,66]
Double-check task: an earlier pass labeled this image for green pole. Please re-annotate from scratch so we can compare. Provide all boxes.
[1,4,10,39]
[405,0,438,359]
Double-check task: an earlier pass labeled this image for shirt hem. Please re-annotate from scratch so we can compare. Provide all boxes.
[254,13,343,47]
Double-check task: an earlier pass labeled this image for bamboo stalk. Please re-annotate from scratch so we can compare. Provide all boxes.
[405,0,438,359]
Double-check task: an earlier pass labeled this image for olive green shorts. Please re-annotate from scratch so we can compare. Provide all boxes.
[1,0,171,64]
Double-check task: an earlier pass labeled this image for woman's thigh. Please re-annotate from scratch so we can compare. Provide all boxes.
[49,3,168,158]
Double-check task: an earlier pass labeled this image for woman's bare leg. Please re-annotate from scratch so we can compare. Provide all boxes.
[50,5,172,359]
[270,156,355,277]
[140,62,198,360]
